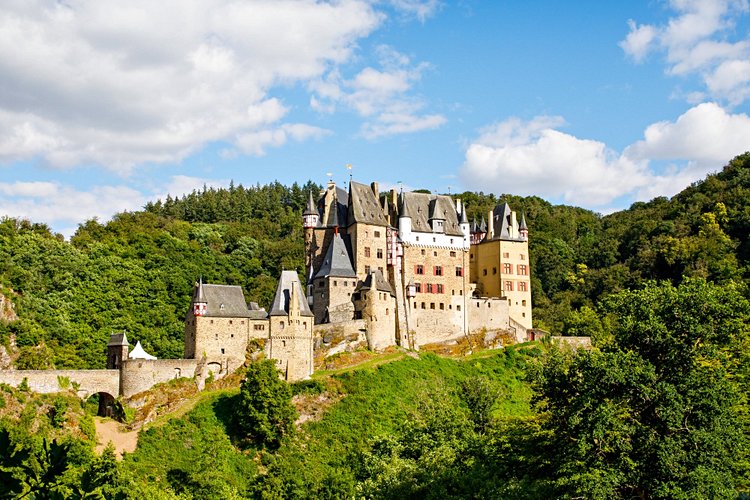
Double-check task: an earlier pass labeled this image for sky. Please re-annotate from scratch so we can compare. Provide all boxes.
[1,0,749,237]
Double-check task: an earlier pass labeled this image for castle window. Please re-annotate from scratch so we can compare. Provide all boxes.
[375,230,381,237]
[430,303,435,309]
[455,266,463,277]
[282,340,286,347]
[450,239,454,245]
[231,334,234,338]
[436,284,444,294]
[386,308,389,315]
[377,249,383,258]
[450,251,456,257]
[364,247,371,257]
[415,283,422,293]
[279,322,285,329]
[519,282,528,292]
[220,303,225,310]
[433,251,437,256]
[416,236,420,241]
[229,320,233,325]
[503,263,512,274]
[439,303,444,310]
[503,252,510,258]
[518,264,528,275]
[483,269,487,276]
[414,302,417,308]
[505,281,514,291]
[477,303,480,307]
[522,299,527,306]
[416,265,424,275]
[241,321,245,325]
[426,284,433,293]
[215,334,218,340]
[254,324,265,331]
[452,290,455,295]
[520,254,525,260]
[434,266,443,276]
[344,281,348,286]
[457,305,461,311]
[421,302,426,309]
[333,280,337,286]
[421,249,425,255]
[433,237,436,242]
[493,267,497,275]
[303,322,307,327]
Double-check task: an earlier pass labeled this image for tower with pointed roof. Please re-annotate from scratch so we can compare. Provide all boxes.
[268,270,315,381]
[106,332,129,370]
[311,233,357,323]
[469,202,532,330]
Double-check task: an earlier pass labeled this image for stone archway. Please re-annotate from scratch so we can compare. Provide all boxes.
[87,392,117,418]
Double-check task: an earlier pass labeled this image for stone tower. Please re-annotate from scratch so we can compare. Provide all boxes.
[268,270,315,381]
[106,332,129,369]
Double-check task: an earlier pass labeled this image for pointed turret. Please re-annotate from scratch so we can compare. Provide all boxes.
[428,199,446,233]
[303,190,319,229]
[519,212,529,241]
[193,278,208,316]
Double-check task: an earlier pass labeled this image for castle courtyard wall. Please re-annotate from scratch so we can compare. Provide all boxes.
[0,369,120,399]
[120,359,199,398]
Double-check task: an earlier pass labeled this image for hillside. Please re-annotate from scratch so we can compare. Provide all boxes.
[1,154,750,368]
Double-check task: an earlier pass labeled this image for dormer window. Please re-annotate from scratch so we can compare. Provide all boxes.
[220,304,225,310]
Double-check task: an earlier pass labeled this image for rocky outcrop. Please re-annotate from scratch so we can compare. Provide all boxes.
[0,291,18,323]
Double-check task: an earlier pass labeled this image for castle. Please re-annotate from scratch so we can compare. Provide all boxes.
[302,179,532,350]
[0,178,531,411]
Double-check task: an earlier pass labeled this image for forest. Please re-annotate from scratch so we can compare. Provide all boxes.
[0,153,749,498]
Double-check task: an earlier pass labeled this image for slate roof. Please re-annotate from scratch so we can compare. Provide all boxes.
[318,186,349,227]
[399,192,463,236]
[493,202,513,239]
[519,213,528,231]
[357,269,395,296]
[269,270,314,317]
[191,283,268,319]
[348,181,388,227]
[315,233,356,279]
[107,332,129,347]
[303,190,317,216]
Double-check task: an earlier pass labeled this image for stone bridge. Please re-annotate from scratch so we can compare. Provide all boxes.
[0,369,120,399]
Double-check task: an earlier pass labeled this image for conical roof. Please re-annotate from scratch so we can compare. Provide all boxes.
[479,216,487,233]
[315,233,356,279]
[193,278,207,303]
[269,270,314,317]
[303,190,317,216]
[519,212,528,231]
[460,204,468,224]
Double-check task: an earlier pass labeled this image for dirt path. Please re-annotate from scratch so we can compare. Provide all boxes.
[94,417,139,458]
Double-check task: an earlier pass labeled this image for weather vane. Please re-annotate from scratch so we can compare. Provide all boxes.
[346,163,353,181]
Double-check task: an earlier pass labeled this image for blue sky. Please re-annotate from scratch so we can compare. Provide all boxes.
[1,0,749,236]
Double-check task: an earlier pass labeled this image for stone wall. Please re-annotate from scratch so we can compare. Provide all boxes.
[360,289,396,351]
[120,359,199,398]
[402,244,469,345]
[551,336,592,350]
[0,369,120,399]
[311,276,357,324]
[269,317,314,381]
[184,316,267,370]
[468,296,510,334]
[349,223,388,282]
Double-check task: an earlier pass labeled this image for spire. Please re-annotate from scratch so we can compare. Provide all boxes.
[460,204,468,224]
[519,212,528,231]
[303,190,317,216]
[399,192,411,218]
[193,278,207,316]
[479,216,487,233]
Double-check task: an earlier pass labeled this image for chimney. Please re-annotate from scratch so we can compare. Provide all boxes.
[487,210,494,239]
[371,181,379,200]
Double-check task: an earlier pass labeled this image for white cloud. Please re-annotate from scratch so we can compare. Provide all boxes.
[310,45,446,138]
[388,0,441,22]
[620,0,750,105]
[234,123,331,156]
[460,103,750,208]
[0,0,383,173]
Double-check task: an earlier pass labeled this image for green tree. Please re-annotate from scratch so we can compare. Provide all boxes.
[234,359,297,449]
[536,279,750,498]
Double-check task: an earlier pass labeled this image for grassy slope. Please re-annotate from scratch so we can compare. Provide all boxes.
[123,346,536,495]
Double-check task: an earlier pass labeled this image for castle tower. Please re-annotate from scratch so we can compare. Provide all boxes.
[268,270,315,381]
[354,270,396,351]
[106,332,129,369]
[303,190,320,282]
[193,278,207,317]
[470,202,532,330]
[312,233,357,324]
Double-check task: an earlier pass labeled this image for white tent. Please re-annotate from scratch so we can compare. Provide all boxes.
[128,341,157,360]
